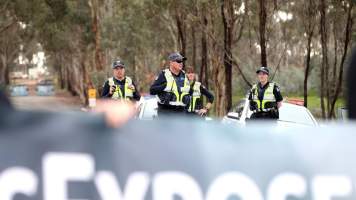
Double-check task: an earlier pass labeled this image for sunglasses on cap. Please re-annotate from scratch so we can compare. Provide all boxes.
[257,71,268,75]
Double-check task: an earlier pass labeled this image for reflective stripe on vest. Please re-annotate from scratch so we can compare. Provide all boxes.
[108,77,134,100]
[163,69,190,106]
[252,82,276,112]
[188,82,201,112]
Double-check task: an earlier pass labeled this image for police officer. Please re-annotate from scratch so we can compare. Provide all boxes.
[101,60,140,101]
[150,52,191,116]
[185,67,214,116]
[248,67,283,120]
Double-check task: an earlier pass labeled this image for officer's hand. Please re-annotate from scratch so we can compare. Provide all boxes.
[109,86,116,95]
[249,101,257,111]
[198,108,208,116]
[128,85,135,91]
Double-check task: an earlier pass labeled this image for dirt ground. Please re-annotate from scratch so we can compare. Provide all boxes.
[10,79,83,112]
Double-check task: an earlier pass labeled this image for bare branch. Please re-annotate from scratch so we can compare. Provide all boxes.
[0,0,11,13]
[271,44,287,81]
[0,21,17,35]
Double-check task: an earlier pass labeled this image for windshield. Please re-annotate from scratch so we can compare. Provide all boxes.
[279,104,315,125]
[231,100,246,120]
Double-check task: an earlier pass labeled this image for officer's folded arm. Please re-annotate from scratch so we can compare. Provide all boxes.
[150,83,167,95]
[149,75,167,95]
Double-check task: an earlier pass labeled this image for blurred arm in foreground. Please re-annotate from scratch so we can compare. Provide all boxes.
[1,89,136,129]
[92,100,137,128]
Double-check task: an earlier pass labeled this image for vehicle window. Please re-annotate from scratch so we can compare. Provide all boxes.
[232,100,246,119]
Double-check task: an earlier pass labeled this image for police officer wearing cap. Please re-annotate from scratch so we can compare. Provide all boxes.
[150,52,191,116]
[248,67,283,120]
[101,60,140,101]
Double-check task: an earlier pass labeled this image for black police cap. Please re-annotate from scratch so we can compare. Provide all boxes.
[112,60,125,69]
[256,67,269,75]
[168,52,187,62]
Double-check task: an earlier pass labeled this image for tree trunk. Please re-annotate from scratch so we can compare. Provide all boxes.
[59,65,65,90]
[80,52,93,105]
[82,63,89,105]
[175,11,187,56]
[132,53,137,81]
[221,0,233,113]
[0,63,3,86]
[258,0,268,67]
[90,0,105,71]
[208,7,226,117]
[303,0,316,108]
[200,6,208,89]
[4,63,10,85]
[67,55,77,96]
[319,0,328,119]
[213,58,226,117]
[59,55,66,90]
[0,55,7,85]
[304,30,313,108]
[332,23,338,88]
[191,25,197,69]
[329,0,353,118]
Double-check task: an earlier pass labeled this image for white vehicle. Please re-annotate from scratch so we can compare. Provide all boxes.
[136,95,213,120]
[222,98,318,127]
[136,96,159,120]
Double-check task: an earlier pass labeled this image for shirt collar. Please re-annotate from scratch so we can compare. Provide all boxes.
[258,81,269,89]
[114,77,125,83]
[169,68,183,77]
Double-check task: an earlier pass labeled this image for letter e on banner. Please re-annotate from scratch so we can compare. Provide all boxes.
[43,153,94,200]
[0,167,38,200]
[95,171,149,200]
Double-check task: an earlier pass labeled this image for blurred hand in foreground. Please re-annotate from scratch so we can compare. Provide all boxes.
[93,100,137,128]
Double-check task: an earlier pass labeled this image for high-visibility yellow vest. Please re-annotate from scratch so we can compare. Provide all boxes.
[163,69,190,106]
[108,77,134,100]
[188,81,201,112]
[251,82,277,112]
